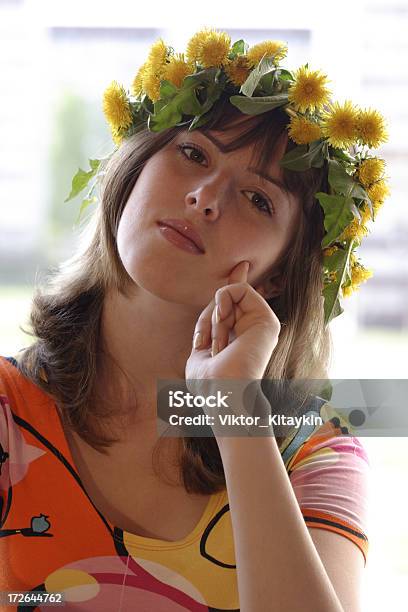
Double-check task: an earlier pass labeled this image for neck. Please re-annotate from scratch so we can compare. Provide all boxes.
[95,285,202,433]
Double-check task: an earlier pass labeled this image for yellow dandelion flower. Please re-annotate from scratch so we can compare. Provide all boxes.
[224,56,251,86]
[352,263,373,289]
[342,258,373,297]
[339,218,369,242]
[323,245,339,257]
[138,38,172,102]
[339,204,371,241]
[142,70,162,102]
[321,100,358,149]
[326,271,338,283]
[246,40,288,67]
[198,29,231,68]
[131,62,147,97]
[288,116,322,144]
[147,38,169,72]
[342,284,353,297]
[186,28,212,63]
[102,81,133,131]
[356,108,388,148]
[367,179,391,207]
[287,66,331,113]
[358,157,386,187]
[162,53,193,88]
[111,127,124,146]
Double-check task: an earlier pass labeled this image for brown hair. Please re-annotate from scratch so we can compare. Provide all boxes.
[17,95,332,494]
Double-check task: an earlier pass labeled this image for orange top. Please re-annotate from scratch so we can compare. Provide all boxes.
[0,356,370,610]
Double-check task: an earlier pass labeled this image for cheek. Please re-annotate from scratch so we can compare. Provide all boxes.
[116,195,150,276]
[229,226,280,263]
[237,234,284,285]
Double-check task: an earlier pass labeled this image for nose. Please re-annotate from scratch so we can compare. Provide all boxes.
[185,194,217,218]
[184,176,232,219]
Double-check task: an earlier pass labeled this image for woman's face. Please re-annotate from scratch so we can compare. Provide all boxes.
[116,120,301,308]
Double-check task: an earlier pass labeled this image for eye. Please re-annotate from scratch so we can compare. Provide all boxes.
[177,143,208,165]
[242,191,274,216]
[177,142,275,216]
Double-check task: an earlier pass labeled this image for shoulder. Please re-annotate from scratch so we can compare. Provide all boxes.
[280,396,371,566]
[279,395,370,473]
[0,355,21,408]
[0,354,57,442]
[0,353,50,404]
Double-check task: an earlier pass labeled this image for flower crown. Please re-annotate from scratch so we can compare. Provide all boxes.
[66,28,390,326]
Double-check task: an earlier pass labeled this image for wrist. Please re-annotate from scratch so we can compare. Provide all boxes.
[205,380,275,444]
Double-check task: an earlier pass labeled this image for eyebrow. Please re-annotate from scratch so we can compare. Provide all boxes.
[197,131,291,198]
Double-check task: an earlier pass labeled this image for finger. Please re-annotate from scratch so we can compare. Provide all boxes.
[228,260,250,286]
[215,285,234,320]
[220,282,276,326]
[211,295,236,356]
[192,261,251,353]
[192,297,215,351]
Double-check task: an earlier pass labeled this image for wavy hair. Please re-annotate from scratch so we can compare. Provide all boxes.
[17,95,332,494]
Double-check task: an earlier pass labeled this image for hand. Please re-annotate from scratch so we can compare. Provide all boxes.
[185,261,281,384]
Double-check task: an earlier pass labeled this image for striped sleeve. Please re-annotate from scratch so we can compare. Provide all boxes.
[286,420,371,566]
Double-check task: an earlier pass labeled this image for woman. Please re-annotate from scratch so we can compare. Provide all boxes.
[0,30,382,611]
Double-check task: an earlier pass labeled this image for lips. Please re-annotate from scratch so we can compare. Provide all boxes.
[157,218,205,253]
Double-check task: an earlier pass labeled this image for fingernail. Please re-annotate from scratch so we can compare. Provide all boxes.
[211,338,218,357]
[215,304,221,323]
[193,331,202,349]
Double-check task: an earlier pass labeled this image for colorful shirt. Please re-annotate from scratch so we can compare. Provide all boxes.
[0,355,370,611]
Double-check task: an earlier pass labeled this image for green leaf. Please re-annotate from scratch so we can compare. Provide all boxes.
[160,79,180,99]
[309,140,328,168]
[349,200,362,222]
[259,71,275,94]
[141,94,154,114]
[279,69,294,81]
[316,193,355,248]
[148,103,183,131]
[188,82,227,130]
[327,159,353,193]
[323,285,344,326]
[230,39,246,56]
[328,159,372,203]
[75,195,97,225]
[183,67,219,87]
[229,93,288,115]
[329,146,355,164]
[89,159,100,171]
[240,55,276,97]
[153,98,168,114]
[280,140,326,171]
[322,240,353,325]
[365,195,375,221]
[178,90,206,115]
[188,112,212,130]
[323,246,348,273]
[148,68,224,132]
[351,183,370,201]
[64,158,101,203]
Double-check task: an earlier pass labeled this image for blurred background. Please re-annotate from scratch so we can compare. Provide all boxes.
[0,0,407,609]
